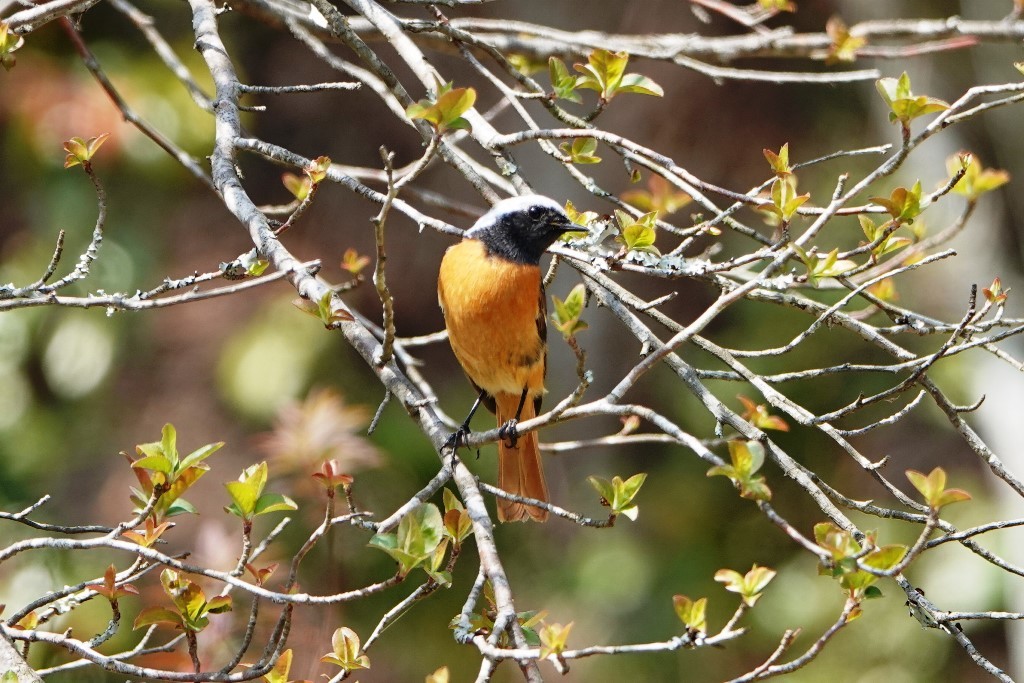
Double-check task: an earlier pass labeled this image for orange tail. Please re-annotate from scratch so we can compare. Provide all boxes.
[495,394,549,522]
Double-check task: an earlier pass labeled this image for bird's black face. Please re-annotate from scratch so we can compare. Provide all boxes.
[467,195,575,265]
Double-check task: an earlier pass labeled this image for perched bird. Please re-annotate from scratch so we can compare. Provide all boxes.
[438,195,575,522]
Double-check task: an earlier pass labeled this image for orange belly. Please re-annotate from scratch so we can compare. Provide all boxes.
[438,239,546,399]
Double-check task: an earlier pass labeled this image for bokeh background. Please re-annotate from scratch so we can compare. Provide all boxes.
[2,0,1024,681]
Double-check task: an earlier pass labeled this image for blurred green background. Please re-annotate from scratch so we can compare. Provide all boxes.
[2,1,1024,681]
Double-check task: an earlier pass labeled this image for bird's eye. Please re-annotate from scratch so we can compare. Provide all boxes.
[528,205,545,220]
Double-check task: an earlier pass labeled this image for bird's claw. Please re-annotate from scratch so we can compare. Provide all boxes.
[498,419,519,448]
[445,425,470,451]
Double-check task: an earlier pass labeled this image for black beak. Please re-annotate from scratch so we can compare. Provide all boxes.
[551,216,580,234]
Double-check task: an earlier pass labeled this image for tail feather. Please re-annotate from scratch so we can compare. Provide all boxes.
[496,395,548,522]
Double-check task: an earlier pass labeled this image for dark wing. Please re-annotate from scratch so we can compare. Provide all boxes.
[475,378,497,415]
[535,282,547,414]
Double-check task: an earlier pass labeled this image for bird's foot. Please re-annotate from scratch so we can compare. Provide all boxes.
[498,419,520,448]
[444,425,470,451]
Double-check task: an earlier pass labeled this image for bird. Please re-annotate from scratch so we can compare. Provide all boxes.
[437,195,575,522]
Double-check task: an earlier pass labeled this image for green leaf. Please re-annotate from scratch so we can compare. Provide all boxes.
[369,503,443,576]
[205,595,233,614]
[254,492,298,516]
[321,627,370,672]
[816,248,857,277]
[738,395,789,432]
[876,72,949,125]
[341,248,371,275]
[538,622,574,659]
[160,423,178,462]
[551,283,589,338]
[575,49,629,99]
[262,648,295,683]
[870,181,924,223]
[548,57,582,103]
[759,0,795,10]
[304,155,331,184]
[814,521,862,561]
[763,143,792,176]
[622,175,692,216]
[795,246,856,286]
[559,137,601,164]
[293,291,355,327]
[949,152,1010,202]
[617,73,664,97]
[672,595,707,634]
[166,498,199,517]
[587,473,647,519]
[715,565,776,606]
[983,277,1008,304]
[573,49,662,101]
[862,544,907,572]
[133,606,184,631]
[407,83,476,134]
[708,441,771,501]
[614,210,661,256]
[152,568,231,633]
[122,518,171,547]
[443,509,472,545]
[226,462,268,519]
[426,666,450,683]
[63,133,110,168]
[906,467,971,510]
[282,172,312,200]
[587,475,615,506]
[131,454,174,477]
[86,564,139,601]
[507,53,545,76]
[766,175,809,222]
[825,16,866,64]
[558,200,597,241]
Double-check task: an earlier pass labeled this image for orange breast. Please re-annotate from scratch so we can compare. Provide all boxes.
[438,239,546,398]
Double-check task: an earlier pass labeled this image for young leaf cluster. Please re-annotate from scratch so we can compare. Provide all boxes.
[614,210,660,256]
[587,473,647,520]
[672,594,708,635]
[949,153,1010,203]
[133,569,232,633]
[707,441,772,501]
[549,49,663,104]
[63,133,110,169]
[129,423,223,520]
[551,284,589,339]
[814,523,906,612]
[224,461,298,524]
[407,81,476,134]
[876,72,949,127]
[792,245,856,287]
[321,627,370,673]
[622,175,692,217]
[906,467,971,511]
[369,502,454,583]
[714,564,777,607]
[281,155,332,200]
[738,395,789,432]
[559,137,601,165]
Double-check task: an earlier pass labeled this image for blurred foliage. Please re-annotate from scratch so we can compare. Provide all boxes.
[1,1,1021,682]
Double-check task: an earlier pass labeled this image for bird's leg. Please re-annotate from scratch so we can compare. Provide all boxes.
[445,389,486,450]
[498,388,529,448]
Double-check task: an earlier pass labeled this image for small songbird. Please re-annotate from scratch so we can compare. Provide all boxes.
[438,195,575,522]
